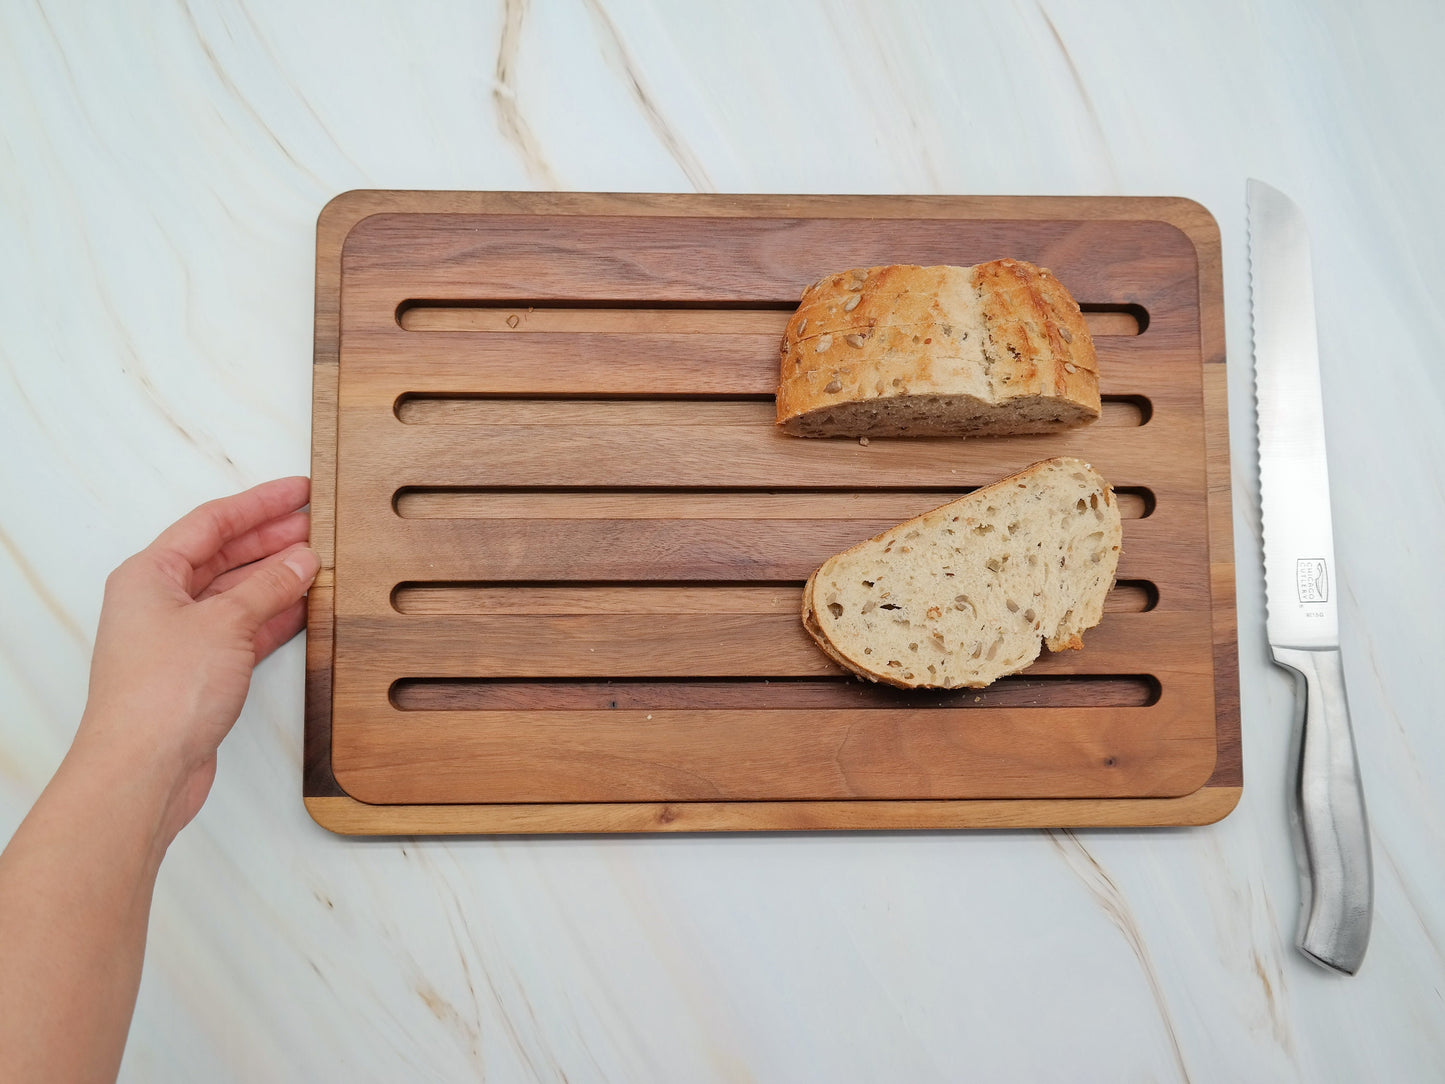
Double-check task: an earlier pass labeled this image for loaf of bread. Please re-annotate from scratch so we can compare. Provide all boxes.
[776,260,1099,437]
[802,458,1121,689]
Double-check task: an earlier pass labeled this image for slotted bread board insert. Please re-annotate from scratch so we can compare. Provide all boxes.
[305,192,1239,835]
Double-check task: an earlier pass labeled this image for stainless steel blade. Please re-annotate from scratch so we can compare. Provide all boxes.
[1247,179,1372,975]
[1247,179,1339,650]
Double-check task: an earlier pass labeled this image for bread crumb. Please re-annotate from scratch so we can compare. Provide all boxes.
[859,436,869,446]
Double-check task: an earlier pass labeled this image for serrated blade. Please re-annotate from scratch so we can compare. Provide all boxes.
[1248,179,1339,650]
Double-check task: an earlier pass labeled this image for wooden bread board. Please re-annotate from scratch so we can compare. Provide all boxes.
[305,192,1240,835]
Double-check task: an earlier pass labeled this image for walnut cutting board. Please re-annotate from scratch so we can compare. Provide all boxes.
[305,191,1240,835]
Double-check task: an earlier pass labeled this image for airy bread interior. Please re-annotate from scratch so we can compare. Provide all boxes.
[802,458,1122,689]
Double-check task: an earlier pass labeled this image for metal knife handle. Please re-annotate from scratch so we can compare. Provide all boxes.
[1271,646,1373,974]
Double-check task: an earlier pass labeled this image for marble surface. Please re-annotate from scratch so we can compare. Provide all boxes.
[3,1,1443,1080]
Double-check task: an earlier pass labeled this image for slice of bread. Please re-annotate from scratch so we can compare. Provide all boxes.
[776,260,1099,437]
[801,458,1121,689]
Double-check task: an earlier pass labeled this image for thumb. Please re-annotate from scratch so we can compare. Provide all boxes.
[217,544,320,630]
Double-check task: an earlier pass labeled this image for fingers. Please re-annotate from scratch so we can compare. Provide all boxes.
[207,543,320,631]
[152,477,311,570]
[195,560,253,601]
[197,548,314,657]
[255,598,307,661]
[189,509,311,597]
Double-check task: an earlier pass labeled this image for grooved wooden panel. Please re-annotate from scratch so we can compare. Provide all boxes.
[305,191,1239,834]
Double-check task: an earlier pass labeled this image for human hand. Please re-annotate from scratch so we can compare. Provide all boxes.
[74,477,318,841]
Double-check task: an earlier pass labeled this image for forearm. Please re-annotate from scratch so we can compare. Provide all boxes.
[0,478,315,1080]
[0,730,179,1084]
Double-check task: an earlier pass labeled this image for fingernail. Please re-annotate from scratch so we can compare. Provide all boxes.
[283,547,320,585]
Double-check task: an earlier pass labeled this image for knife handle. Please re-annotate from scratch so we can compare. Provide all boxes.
[1271,646,1373,974]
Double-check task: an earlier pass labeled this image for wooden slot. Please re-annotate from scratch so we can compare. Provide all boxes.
[309,191,1238,832]
[394,395,1150,427]
[389,675,1163,711]
[1079,303,1148,335]
[397,301,1145,336]
[388,580,1159,616]
[390,486,1156,521]
[398,302,794,334]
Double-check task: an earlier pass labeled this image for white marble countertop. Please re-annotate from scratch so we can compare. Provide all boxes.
[3,2,1442,1080]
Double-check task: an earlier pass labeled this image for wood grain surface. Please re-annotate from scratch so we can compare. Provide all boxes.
[306,192,1239,834]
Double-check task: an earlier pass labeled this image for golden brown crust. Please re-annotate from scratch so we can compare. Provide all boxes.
[775,259,1100,434]
[973,258,1098,376]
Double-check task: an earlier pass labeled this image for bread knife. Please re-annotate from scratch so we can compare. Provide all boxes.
[1246,179,1372,974]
